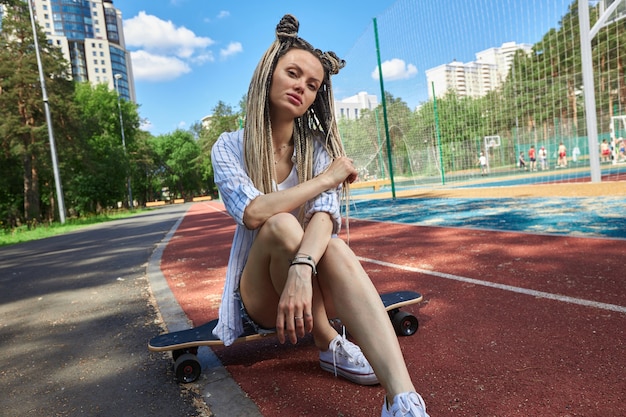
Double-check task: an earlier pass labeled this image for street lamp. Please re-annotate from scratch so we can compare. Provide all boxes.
[114,73,133,208]
[27,1,66,223]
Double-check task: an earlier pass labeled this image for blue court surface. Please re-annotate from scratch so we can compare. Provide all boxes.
[348,196,626,239]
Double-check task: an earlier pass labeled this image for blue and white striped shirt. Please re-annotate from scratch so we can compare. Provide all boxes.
[211,129,342,345]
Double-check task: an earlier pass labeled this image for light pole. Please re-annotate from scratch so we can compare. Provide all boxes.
[27,1,66,223]
[114,73,133,208]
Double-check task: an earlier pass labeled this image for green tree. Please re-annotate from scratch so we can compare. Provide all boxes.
[0,1,75,225]
[151,130,202,200]
[130,129,159,205]
[67,82,140,213]
[195,99,244,194]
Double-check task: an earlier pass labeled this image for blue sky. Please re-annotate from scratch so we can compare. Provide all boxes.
[117,0,572,136]
[118,0,397,134]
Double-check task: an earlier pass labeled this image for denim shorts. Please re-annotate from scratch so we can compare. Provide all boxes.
[234,289,276,335]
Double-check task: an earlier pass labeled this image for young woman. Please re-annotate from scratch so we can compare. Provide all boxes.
[211,14,429,417]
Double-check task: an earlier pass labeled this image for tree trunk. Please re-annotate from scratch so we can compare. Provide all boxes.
[22,141,41,223]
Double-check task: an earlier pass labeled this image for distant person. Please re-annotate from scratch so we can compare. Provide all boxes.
[528,145,537,171]
[538,146,548,170]
[518,152,527,170]
[210,14,429,417]
[478,152,488,176]
[618,138,626,162]
[600,139,610,163]
[557,142,567,168]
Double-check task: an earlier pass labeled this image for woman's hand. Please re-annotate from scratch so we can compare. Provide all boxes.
[324,156,358,187]
[276,264,314,344]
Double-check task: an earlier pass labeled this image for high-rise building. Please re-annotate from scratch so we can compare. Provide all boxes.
[425,41,532,100]
[30,0,135,101]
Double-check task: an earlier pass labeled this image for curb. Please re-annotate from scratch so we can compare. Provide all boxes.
[147,204,263,417]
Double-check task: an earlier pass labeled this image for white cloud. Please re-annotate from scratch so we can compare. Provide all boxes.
[124,12,217,81]
[130,50,191,81]
[220,42,242,59]
[190,52,215,64]
[125,11,214,58]
[371,58,418,81]
[204,10,230,24]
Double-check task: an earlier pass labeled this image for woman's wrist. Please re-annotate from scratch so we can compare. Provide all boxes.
[290,254,317,275]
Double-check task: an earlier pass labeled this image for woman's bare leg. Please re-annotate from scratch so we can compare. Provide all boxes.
[239,213,415,397]
[316,238,416,399]
[240,213,338,348]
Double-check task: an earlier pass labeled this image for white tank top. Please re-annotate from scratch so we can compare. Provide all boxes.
[277,164,298,191]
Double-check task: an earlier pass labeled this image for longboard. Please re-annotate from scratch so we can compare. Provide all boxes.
[149,290,423,383]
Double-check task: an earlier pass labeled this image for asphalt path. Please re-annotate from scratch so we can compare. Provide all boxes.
[0,205,208,417]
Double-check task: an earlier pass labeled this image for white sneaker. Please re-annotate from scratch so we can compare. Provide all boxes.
[381,392,430,417]
[319,333,378,385]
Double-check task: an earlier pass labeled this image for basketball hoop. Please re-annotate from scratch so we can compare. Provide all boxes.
[484,135,501,149]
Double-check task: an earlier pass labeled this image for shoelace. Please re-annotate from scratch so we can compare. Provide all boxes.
[329,327,367,377]
[393,392,427,416]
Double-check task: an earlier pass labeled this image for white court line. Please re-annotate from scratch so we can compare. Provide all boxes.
[201,201,626,315]
[359,256,626,314]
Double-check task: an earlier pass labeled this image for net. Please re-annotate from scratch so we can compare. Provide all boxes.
[334,0,626,193]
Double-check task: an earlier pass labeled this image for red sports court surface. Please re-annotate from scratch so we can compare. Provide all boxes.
[159,201,626,416]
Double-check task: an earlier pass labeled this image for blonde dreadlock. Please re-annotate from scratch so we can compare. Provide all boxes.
[244,14,347,201]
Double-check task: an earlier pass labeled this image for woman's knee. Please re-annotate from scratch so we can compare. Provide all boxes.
[258,213,302,247]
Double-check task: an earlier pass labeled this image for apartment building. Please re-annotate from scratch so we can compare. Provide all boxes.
[425,41,532,99]
[335,91,379,120]
[30,0,135,101]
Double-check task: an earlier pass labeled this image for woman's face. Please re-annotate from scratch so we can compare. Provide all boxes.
[269,48,324,121]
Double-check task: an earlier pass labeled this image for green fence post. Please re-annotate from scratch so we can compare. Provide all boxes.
[373,18,396,199]
[432,83,445,185]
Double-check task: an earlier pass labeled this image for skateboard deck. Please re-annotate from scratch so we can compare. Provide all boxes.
[149,290,422,383]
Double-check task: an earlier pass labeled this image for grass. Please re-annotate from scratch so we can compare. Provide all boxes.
[0,209,149,247]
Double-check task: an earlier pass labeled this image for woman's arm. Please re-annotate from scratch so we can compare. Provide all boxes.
[244,156,356,229]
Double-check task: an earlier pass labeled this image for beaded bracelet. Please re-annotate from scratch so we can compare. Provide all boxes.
[290,254,317,276]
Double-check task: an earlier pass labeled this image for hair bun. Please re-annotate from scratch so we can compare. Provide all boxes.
[276,14,299,42]
[319,51,346,76]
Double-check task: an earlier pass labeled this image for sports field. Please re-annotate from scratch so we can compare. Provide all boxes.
[152,178,625,416]
[349,180,626,239]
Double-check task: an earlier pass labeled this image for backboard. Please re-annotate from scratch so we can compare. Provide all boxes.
[484,135,501,149]
[601,0,626,26]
